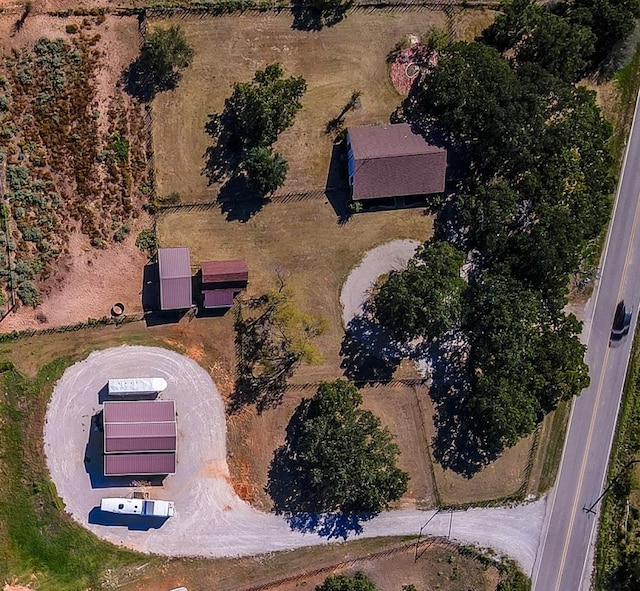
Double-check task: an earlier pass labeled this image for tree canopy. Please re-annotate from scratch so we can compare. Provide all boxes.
[243,146,289,196]
[133,25,194,99]
[267,380,409,513]
[316,572,378,591]
[379,0,613,466]
[224,63,307,151]
[373,240,466,342]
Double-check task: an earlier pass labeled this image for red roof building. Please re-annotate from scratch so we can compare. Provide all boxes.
[103,400,177,476]
[158,247,193,310]
[346,123,447,201]
[201,260,249,284]
[200,259,248,310]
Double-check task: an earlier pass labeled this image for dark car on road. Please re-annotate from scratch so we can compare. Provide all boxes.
[611,300,633,341]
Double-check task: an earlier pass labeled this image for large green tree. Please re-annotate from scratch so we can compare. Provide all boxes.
[267,380,409,513]
[373,240,466,342]
[463,273,589,452]
[224,63,307,150]
[135,25,194,97]
[244,146,289,196]
[316,572,378,591]
[485,0,594,81]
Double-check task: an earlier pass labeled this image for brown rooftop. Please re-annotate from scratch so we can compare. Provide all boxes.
[103,400,178,475]
[104,421,177,453]
[103,400,175,423]
[201,259,249,284]
[347,123,447,200]
[104,452,176,476]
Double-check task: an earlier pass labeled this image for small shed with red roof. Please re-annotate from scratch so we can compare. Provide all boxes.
[200,259,248,309]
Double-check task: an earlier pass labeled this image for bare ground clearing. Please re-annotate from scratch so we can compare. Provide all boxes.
[151,11,447,201]
[156,201,432,381]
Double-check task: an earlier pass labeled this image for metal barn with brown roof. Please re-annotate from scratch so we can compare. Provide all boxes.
[103,400,177,476]
[346,123,447,201]
[158,247,193,310]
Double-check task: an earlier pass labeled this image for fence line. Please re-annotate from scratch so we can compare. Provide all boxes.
[237,535,461,591]
[0,313,144,344]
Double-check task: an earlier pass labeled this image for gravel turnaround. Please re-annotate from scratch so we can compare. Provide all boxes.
[44,346,544,573]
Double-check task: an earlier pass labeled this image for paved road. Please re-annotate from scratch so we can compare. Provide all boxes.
[532,92,640,590]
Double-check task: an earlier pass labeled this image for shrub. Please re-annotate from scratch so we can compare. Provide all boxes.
[6,165,29,190]
[65,23,79,34]
[135,229,156,253]
[17,280,40,307]
[113,224,130,243]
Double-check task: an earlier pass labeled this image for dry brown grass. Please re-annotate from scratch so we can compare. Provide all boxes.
[116,537,500,591]
[151,12,448,201]
[156,200,432,380]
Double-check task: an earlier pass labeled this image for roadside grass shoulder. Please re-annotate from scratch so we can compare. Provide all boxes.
[594,322,640,589]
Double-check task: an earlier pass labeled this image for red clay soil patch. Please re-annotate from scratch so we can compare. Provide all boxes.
[390,43,438,96]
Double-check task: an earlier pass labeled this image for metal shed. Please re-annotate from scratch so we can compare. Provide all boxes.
[158,247,193,310]
[201,259,249,284]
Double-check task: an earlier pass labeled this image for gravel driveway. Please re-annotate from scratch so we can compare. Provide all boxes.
[340,239,421,328]
[44,346,544,573]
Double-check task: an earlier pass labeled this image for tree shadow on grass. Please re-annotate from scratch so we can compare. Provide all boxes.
[427,333,501,478]
[290,0,351,31]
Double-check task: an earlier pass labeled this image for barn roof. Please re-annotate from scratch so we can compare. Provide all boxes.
[103,400,175,423]
[104,452,176,476]
[104,422,177,453]
[347,123,447,200]
[158,247,192,310]
[201,260,249,284]
[103,400,177,475]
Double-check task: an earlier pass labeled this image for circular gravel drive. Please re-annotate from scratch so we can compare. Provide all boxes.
[341,239,420,327]
[44,346,544,572]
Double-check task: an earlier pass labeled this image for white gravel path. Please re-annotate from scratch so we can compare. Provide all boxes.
[340,239,421,328]
[44,345,544,574]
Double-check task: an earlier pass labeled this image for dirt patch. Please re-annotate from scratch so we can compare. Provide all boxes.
[151,12,447,202]
[116,538,500,591]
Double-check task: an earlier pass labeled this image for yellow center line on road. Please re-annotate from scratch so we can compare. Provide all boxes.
[552,188,640,591]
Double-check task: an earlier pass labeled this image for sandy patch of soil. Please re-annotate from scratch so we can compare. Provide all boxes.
[0,227,148,331]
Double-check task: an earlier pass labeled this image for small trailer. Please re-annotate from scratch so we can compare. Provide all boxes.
[100,497,175,517]
[108,377,168,397]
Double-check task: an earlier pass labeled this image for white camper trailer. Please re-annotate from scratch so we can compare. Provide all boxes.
[108,377,168,396]
[100,497,175,517]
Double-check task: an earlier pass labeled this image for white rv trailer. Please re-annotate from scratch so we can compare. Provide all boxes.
[100,497,174,517]
[108,377,168,396]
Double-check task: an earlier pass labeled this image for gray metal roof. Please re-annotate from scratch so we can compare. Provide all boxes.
[158,247,193,310]
[347,123,447,200]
